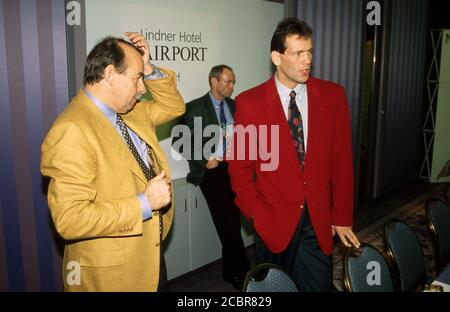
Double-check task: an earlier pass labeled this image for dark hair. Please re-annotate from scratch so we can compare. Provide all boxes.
[270,18,313,54]
[208,64,233,86]
[83,36,143,85]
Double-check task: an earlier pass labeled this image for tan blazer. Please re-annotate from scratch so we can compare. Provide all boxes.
[41,69,185,291]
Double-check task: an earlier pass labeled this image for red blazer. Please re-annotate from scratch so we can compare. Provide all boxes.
[228,76,354,255]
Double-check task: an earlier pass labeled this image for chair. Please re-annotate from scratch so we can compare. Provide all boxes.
[343,243,394,292]
[425,199,450,270]
[383,218,426,291]
[243,263,298,292]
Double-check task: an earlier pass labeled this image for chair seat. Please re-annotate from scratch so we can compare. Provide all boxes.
[243,263,298,292]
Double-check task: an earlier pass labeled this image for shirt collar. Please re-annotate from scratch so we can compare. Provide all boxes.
[208,91,225,109]
[83,88,117,124]
[274,73,306,101]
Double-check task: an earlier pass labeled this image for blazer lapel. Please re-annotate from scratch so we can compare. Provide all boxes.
[77,90,148,184]
[202,93,219,126]
[303,78,323,175]
[123,103,174,180]
[123,112,163,176]
[226,98,236,115]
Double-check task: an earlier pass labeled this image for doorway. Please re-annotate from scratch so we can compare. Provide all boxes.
[357,3,386,200]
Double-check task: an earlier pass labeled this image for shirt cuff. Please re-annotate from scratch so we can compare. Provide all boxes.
[138,193,152,221]
[144,64,166,80]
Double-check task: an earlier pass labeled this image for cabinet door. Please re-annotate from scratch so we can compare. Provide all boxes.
[164,184,190,280]
[189,185,222,270]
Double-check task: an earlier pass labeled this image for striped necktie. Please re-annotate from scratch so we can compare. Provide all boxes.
[116,114,156,180]
[219,101,227,158]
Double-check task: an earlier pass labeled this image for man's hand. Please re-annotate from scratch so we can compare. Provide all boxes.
[332,225,360,248]
[124,31,153,75]
[206,157,222,169]
[144,171,171,211]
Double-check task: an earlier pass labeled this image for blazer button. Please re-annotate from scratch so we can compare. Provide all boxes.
[303,180,307,185]
[300,204,304,209]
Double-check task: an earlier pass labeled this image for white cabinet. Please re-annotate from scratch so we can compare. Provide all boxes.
[163,181,190,279]
[164,178,254,280]
[189,186,222,270]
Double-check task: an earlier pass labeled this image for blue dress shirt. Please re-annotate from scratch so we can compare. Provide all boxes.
[208,92,234,158]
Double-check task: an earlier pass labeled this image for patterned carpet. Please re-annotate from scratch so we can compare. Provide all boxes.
[332,184,448,291]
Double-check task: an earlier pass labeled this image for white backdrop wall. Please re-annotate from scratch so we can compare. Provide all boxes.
[85,0,284,179]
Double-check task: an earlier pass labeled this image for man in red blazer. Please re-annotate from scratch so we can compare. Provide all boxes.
[228,18,360,291]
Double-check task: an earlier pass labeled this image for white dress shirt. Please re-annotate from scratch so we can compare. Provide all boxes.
[274,73,309,152]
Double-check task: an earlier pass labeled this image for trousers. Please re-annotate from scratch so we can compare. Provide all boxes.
[256,204,332,292]
[199,161,250,278]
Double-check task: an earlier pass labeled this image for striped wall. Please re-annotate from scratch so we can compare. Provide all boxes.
[296,0,364,156]
[0,0,68,291]
[376,0,428,196]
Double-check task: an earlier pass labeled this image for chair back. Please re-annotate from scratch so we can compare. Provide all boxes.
[243,263,298,292]
[343,243,394,292]
[426,199,450,267]
[384,218,425,291]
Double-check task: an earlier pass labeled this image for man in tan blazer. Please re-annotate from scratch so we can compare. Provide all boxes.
[40,32,185,291]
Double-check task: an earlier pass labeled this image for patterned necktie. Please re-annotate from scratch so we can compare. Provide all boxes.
[288,90,305,167]
[116,114,156,180]
[219,101,227,158]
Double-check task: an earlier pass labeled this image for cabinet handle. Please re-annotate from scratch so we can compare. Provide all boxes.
[195,196,198,208]
[184,198,187,212]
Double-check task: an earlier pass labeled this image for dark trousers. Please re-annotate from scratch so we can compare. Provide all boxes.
[199,162,250,278]
[256,204,332,292]
[157,251,167,291]
[158,216,168,292]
